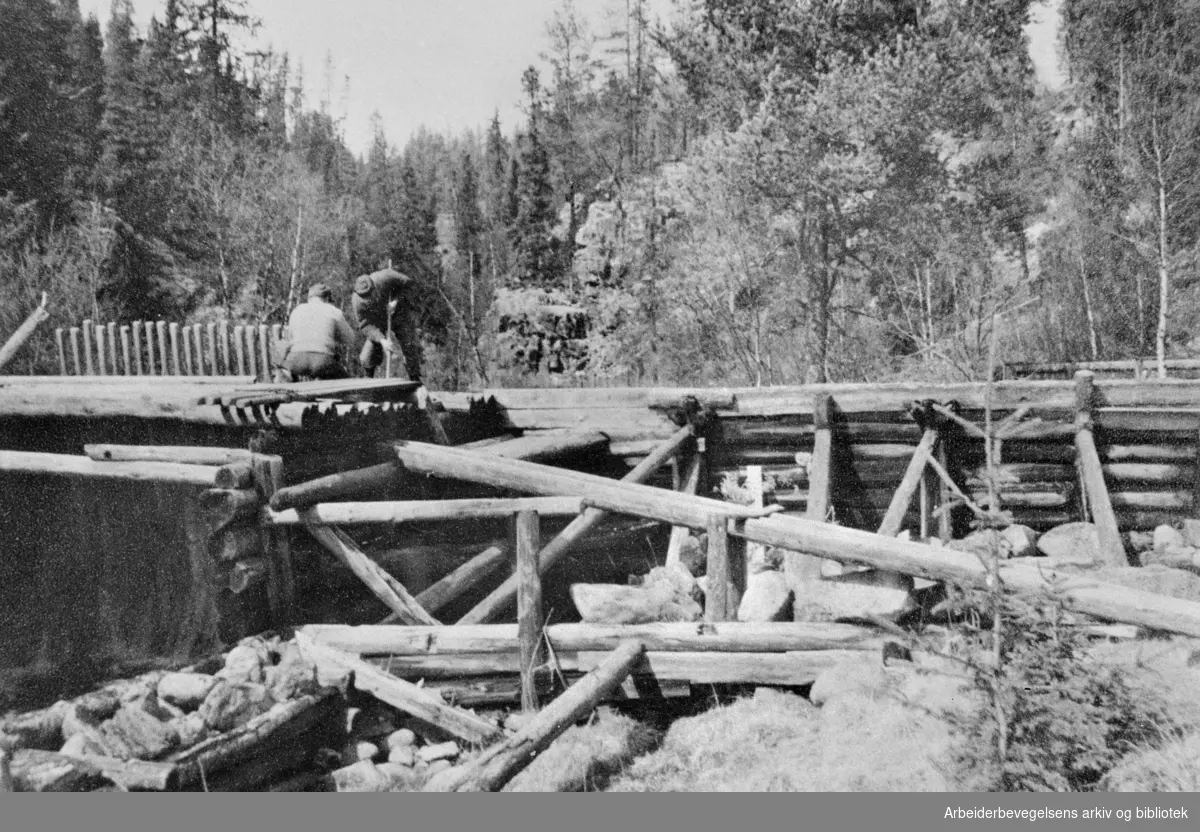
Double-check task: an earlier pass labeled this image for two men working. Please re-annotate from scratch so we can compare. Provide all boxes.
[280,267,421,383]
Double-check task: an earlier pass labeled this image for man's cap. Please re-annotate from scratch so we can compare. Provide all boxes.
[354,275,374,296]
[308,282,332,299]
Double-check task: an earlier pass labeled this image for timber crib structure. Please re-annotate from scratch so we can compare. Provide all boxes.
[6,368,1200,789]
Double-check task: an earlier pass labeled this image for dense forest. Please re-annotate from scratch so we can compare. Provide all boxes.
[3,0,1200,387]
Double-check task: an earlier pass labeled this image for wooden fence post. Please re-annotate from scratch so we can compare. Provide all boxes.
[252,454,295,625]
[515,509,545,712]
[82,319,94,375]
[69,327,82,375]
[1074,370,1127,566]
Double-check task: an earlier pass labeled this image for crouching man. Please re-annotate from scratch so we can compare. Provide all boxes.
[280,281,355,381]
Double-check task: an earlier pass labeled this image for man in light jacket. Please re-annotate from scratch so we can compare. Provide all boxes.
[281,282,356,381]
[351,267,422,382]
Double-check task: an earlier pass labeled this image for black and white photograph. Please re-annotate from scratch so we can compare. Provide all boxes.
[3,0,1200,810]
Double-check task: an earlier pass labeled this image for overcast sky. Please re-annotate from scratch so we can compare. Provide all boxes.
[77,0,1064,157]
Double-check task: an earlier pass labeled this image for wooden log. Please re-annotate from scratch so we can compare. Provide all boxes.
[69,326,82,375]
[120,326,132,375]
[58,752,179,792]
[215,462,255,489]
[208,524,262,561]
[106,322,118,376]
[0,451,219,486]
[373,648,863,686]
[156,321,169,375]
[82,319,94,375]
[1075,372,1128,567]
[193,324,205,375]
[233,326,247,376]
[182,327,193,377]
[266,497,586,526]
[144,321,156,375]
[258,324,270,381]
[132,320,143,375]
[306,525,439,625]
[95,316,108,372]
[293,632,501,745]
[705,514,737,623]
[169,689,343,791]
[733,513,1200,638]
[218,320,231,375]
[878,428,938,537]
[244,325,258,380]
[301,622,886,656]
[168,323,181,375]
[458,423,697,625]
[86,445,253,466]
[268,462,402,511]
[0,294,50,371]
[198,488,261,526]
[251,453,292,626]
[515,510,545,713]
[391,441,774,531]
[478,430,609,461]
[55,328,67,376]
[425,640,644,792]
[666,451,703,566]
[207,322,218,376]
[8,749,107,792]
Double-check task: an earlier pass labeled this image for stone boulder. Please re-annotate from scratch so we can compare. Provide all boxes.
[100,704,180,760]
[1035,522,1102,567]
[788,557,916,623]
[332,760,391,793]
[157,673,218,711]
[197,681,274,733]
[1154,524,1186,552]
[948,529,1013,560]
[265,643,319,702]
[217,641,271,685]
[736,571,792,622]
[572,563,703,625]
[1001,525,1039,559]
[1182,519,1200,549]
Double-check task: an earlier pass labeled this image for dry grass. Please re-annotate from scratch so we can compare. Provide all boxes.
[504,707,662,792]
[608,676,973,792]
[1104,732,1200,792]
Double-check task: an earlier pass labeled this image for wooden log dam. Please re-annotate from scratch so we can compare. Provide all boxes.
[6,369,1200,772]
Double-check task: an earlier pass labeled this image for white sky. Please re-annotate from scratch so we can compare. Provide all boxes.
[77,0,1064,155]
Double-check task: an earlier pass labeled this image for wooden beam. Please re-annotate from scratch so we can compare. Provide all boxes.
[877,428,939,537]
[732,513,1200,638]
[391,441,776,531]
[293,632,501,745]
[265,497,586,526]
[0,451,218,486]
[299,622,885,655]
[268,462,403,512]
[85,445,253,466]
[457,423,697,625]
[305,525,439,626]
[252,453,294,625]
[369,648,864,686]
[705,514,735,623]
[1074,371,1128,567]
[665,450,703,566]
[515,510,545,713]
[424,641,644,792]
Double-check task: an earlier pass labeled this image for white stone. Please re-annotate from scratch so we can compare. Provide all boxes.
[355,741,381,762]
[1036,522,1102,566]
[1154,524,1186,553]
[388,745,416,767]
[385,728,416,750]
[736,571,792,622]
[790,567,915,622]
[157,673,218,711]
[1000,525,1039,559]
[332,760,390,793]
[570,582,701,625]
[417,741,460,764]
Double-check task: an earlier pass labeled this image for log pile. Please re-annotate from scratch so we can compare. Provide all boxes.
[0,636,343,791]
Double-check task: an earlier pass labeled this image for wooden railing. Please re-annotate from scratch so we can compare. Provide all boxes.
[54,319,289,381]
[1001,358,1200,381]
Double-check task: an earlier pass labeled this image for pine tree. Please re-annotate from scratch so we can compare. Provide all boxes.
[511,67,560,286]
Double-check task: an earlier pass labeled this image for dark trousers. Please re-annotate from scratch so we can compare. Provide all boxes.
[284,351,345,381]
[359,320,422,382]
